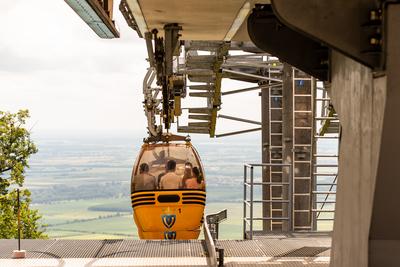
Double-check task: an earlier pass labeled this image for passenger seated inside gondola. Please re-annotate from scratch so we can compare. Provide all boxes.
[184,166,204,189]
[182,162,194,189]
[133,163,157,191]
[159,160,182,189]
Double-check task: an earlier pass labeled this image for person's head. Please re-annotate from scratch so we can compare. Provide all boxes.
[184,162,193,177]
[192,167,203,183]
[139,163,149,174]
[166,160,176,172]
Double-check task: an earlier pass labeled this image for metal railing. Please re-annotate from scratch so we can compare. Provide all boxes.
[312,164,338,229]
[243,163,293,239]
[204,216,218,267]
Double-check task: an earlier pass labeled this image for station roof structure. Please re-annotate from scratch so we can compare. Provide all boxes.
[123,0,270,40]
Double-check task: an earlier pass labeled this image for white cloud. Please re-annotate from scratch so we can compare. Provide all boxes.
[0,0,261,138]
[0,0,148,136]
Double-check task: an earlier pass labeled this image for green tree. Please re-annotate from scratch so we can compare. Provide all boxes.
[0,110,47,238]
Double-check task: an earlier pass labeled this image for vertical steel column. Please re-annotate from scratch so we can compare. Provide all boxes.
[282,63,293,232]
[288,164,293,231]
[249,166,254,240]
[243,165,247,239]
[261,72,271,232]
[311,79,318,231]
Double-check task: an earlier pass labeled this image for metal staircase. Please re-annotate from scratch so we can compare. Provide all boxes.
[177,41,229,136]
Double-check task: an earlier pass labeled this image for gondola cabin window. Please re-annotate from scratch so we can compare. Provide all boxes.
[132,143,205,192]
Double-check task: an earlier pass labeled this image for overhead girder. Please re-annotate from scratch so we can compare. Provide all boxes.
[247,4,329,81]
[270,0,386,71]
[247,1,400,80]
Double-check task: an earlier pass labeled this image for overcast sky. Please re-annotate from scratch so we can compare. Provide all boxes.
[0,0,261,139]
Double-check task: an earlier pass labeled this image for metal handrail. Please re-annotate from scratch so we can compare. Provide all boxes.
[244,182,290,185]
[244,200,290,203]
[203,217,217,267]
[316,174,338,218]
[243,163,293,240]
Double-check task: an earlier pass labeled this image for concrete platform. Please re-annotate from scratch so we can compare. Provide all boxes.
[0,234,331,266]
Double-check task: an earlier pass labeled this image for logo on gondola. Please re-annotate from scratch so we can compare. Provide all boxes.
[164,231,176,240]
[161,214,176,229]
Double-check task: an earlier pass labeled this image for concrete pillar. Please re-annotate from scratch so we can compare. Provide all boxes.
[328,52,386,267]
[368,5,400,266]
[329,4,400,267]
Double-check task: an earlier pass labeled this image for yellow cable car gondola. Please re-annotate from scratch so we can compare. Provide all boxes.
[131,138,206,240]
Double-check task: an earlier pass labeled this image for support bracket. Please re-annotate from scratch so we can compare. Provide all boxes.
[247,4,330,81]
[270,0,391,71]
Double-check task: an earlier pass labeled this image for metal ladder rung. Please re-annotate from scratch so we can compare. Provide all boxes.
[315,98,331,101]
[294,126,313,129]
[293,193,311,196]
[294,226,312,229]
[293,161,311,163]
[270,107,283,110]
[315,117,338,120]
[293,78,312,81]
[294,177,312,180]
[294,144,312,147]
[314,164,338,167]
[271,133,283,135]
[314,173,338,176]
[294,94,312,97]
[270,120,283,123]
[294,110,312,113]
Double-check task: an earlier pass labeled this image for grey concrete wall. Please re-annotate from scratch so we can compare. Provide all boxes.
[328,51,387,267]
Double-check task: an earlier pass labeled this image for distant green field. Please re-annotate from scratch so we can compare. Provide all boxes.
[48,215,136,237]
[34,198,129,225]
[34,198,134,239]
[88,201,131,212]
